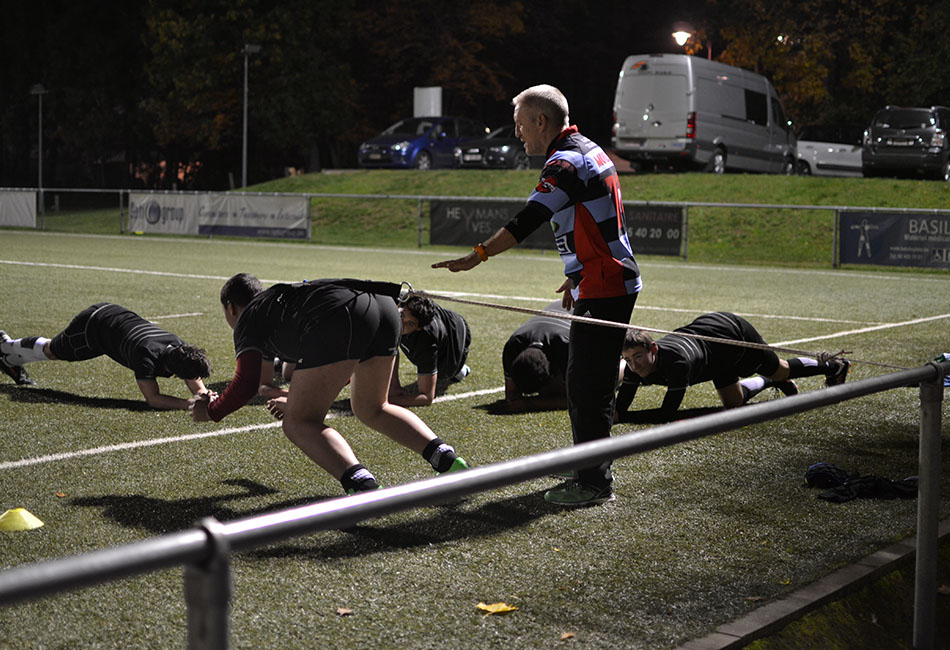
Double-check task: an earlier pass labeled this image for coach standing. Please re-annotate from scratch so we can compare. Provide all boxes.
[432,84,641,506]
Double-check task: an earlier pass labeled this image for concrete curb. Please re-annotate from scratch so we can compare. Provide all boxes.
[675,518,950,649]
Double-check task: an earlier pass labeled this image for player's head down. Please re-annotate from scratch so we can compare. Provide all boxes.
[165,344,212,380]
[511,345,550,395]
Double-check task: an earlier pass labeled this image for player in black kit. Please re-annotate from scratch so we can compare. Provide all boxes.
[502,300,570,412]
[389,294,471,407]
[189,274,469,495]
[616,312,851,422]
[0,303,212,409]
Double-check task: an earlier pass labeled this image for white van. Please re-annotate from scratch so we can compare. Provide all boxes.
[611,54,796,174]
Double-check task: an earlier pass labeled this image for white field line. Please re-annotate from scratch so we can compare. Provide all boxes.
[5,230,950,284]
[150,312,204,321]
[775,312,950,346]
[0,259,883,325]
[0,387,505,471]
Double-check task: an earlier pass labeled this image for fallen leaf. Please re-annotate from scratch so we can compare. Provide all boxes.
[780,579,791,585]
[336,607,352,616]
[55,492,66,498]
[560,632,575,640]
[938,584,950,596]
[476,601,517,615]
[745,596,764,603]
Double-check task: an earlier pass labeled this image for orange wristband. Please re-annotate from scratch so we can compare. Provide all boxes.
[474,243,489,262]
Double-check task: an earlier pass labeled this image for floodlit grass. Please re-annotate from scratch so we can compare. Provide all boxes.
[0,229,947,649]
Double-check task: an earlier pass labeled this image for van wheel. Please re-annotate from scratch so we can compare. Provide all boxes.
[413,151,432,170]
[796,160,812,175]
[513,151,530,170]
[705,149,726,174]
[940,160,950,181]
[781,157,796,175]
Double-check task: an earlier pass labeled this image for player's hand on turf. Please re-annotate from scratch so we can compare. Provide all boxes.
[266,397,287,420]
[188,394,211,421]
[556,278,574,311]
[431,251,481,272]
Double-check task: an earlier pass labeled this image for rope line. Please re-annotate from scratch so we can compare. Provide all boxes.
[413,290,910,371]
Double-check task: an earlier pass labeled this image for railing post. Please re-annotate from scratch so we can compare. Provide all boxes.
[184,517,232,650]
[913,362,944,650]
[682,204,689,260]
[417,198,424,249]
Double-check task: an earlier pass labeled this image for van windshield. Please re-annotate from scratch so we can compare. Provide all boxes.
[874,109,934,130]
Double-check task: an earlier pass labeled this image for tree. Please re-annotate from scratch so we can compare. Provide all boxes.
[711,0,950,128]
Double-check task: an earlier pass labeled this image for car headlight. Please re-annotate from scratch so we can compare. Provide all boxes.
[932,130,946,148]
[392,141,410,153]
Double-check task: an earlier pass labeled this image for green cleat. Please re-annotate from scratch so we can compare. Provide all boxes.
[440,457,470,474]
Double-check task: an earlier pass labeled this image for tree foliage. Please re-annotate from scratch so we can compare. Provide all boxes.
[711,0,950,128]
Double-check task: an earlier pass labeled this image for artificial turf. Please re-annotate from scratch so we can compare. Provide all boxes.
[0,229,947,649]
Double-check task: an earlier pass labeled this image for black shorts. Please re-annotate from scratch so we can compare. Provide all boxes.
[48,303,109,362]
[710,315,780,388]
[295,293,400,369]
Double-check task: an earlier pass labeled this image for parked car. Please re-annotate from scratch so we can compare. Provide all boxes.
[795,124,864,176]
[358,116,489,170]
[453,125,542,169]
[862,105,950,180]
[611,53,796,174]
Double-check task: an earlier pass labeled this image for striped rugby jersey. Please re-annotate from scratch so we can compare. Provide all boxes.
[512,126,641,300]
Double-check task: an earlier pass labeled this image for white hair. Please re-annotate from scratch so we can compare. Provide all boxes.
[512,84,570,130]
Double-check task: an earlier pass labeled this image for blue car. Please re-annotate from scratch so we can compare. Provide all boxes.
[358,116,489,170]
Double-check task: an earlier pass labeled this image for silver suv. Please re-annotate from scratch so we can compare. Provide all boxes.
[862,105,950,180]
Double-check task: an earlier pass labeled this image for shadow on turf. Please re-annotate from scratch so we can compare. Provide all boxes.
[69,477,567,555]
[247,486,567,562]
[0,384,150,411]
[70,478,289,533]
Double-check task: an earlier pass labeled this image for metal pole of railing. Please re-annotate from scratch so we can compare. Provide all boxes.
[682,204,689,260]
[832,208,840,268]
[417,198,424,248]
[119,190,124,234]
[185,518,232,650]
[913,362,944,650]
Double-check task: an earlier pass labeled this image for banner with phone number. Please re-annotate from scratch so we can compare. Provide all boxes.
[430,199,683,257]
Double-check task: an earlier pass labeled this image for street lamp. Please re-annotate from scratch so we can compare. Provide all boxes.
[671,22,712,59]
[242,43,261,189]
[30,83,48,223]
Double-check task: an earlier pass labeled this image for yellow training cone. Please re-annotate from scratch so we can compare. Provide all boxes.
[0,508,45,531]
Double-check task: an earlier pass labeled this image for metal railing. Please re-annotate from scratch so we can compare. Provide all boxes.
[0,360,946,649]
[5,187,950,266]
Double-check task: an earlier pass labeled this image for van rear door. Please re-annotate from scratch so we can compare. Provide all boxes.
[614,61,689,144]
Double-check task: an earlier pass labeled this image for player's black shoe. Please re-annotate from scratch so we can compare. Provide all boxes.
[0,354,36,386]
[773,379,799,396]
[825,359,851,387]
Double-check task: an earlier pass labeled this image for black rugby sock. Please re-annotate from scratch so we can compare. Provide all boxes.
[422,437,458,473]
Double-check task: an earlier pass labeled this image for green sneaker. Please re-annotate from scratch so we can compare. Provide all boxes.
[346,484,382,495]
[544,481,614,506]
[440,457,470,474]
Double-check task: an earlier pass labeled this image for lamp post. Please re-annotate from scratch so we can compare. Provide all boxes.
[30,83,48,224]
[242,44,261,189]
[671,22,712,59]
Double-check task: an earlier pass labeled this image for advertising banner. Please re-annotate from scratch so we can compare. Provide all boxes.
[0,191,37,228]
[128,193,198,235]
[128,193,310,239]
[623,204,683,257]
[430,199,553,249]
[430,199,684,256]
[198,194,310,239]
[839,211,950,269]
